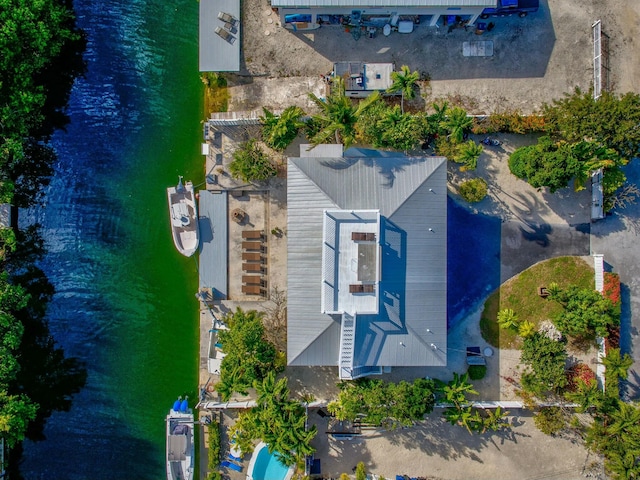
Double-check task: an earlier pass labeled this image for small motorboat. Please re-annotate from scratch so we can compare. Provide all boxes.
[166,397,194,480]
[167,176,199,257]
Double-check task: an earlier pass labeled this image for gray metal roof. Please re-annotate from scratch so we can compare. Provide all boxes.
[199,0,240,72]
[287,152,447,368]
[198,191,228,299]
[273,0,493,7]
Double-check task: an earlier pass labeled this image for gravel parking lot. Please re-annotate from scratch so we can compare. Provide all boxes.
[233,0,639,113]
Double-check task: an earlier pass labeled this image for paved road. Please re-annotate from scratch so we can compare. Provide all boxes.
[591,162,640,401]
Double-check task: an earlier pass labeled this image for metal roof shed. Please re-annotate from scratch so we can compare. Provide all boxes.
[199,0,241,72]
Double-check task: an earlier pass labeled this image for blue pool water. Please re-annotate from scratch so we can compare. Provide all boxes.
[250,445,291,480]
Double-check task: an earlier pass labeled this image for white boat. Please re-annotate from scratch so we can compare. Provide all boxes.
[166,398,195,480]
[167,177,199,257]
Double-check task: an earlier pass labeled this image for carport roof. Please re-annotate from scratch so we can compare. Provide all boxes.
[273,0,494,7]
[199,0,240,72]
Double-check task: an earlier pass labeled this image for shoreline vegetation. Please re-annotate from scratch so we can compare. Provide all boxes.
[202,73,229,114]
[1,0,88,475]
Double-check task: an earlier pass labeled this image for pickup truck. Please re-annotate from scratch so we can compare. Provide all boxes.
[480,0,539,18]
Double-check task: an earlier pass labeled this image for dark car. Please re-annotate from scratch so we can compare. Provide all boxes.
[480,0,539,18]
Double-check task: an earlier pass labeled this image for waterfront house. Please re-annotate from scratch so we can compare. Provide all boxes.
[287,146,447,380]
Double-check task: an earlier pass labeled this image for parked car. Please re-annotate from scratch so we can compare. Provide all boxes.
[480,0,539,18]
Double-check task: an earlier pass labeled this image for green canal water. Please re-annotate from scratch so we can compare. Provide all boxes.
[22,0,205,477]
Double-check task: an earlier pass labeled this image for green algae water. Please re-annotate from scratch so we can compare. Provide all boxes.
[21,0,203,478]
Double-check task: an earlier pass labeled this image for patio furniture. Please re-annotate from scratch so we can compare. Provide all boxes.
[242,275,266,286]
[466,346,486,366]
[242,230,264,240]
[349,284,375,293]
[242,241,262,251]
[221,461,242,472]
[231,208,246,223]
[243,263,265,273]
[223,22,238,34]
[228,453,242,462]
[215,26,236,44]
[242,285,265,295]
[242,252,262,262]
[218,11,238,25]
[351,232,375,242]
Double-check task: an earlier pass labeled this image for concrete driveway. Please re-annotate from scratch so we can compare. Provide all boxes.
[591,161,640,401]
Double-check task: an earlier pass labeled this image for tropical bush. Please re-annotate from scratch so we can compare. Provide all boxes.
[231,372,317,467]
[229,139,277,182]
[459,178,488,203]
[565,363,596,391]
[520,333,568,397]
[508,136,581,192]
[216,308,281,400]
[467,364,487,381]
[307,76,379,148]
[357,102,426,151]
[551,285,619,339]
[440,106,473,143]
[328,377,437,428]
[603,272,621,308]
[386,65,420,113]
[534,406,566,435]
[207,420,221,473]
[261,106,305,151]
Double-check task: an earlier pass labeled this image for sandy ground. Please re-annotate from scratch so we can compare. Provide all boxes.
[234,0,640,114]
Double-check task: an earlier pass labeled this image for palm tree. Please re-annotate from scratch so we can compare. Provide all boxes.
[441,106,473,143]
[606,450,640,480]
[386,65,420,113]
[497,308,520,331]
[603,348,633,382]
[565,379,602,413]
[440,372,478,407]
[261,106,305,151]
[457,140,483,171]
[607,402,640,438]
[518,320,537,338]
[481,406,510,433]
[308,76,379,148]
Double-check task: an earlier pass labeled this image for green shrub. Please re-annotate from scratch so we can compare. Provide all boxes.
[533,407,566,435]
[508,145,534,179]
[207,420,221,473]
[459,178,488,203]
[467,364,487,380]
[229,139,277,182]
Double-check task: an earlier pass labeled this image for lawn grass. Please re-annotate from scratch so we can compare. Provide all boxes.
[202,73,229,113]
[480,256,594,349]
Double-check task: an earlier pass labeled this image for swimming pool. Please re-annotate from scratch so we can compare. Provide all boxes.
[247,442,293,480]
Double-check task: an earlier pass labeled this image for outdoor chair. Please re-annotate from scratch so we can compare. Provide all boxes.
[214,26,236,44]
[242,230,264,240]
[217,11,238,25]
[242,285,265,295]
[221,461,242,472]
[242,252,262,262]
[242,241,263,251]
[243,263,265,273]
[242,275,266,286]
